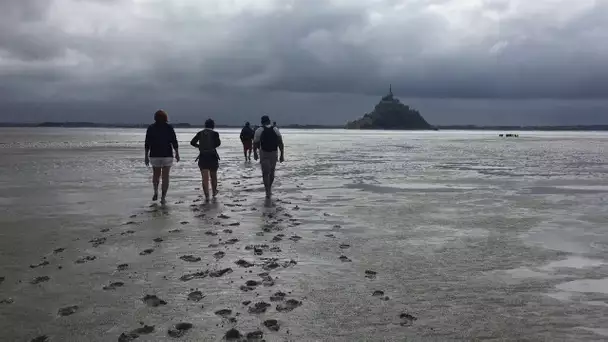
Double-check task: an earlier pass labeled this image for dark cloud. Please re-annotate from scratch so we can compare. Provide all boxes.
[1,0,608,124]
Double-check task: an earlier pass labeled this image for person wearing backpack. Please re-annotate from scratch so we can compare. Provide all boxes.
[190,118,221,202]
[240,121,255,162]
[253,115,284,199]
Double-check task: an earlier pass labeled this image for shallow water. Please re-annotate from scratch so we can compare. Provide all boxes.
[1,128,608,341]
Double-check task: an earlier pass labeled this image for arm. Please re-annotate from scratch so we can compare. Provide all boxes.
[190,132,200,148]
[275,128,285,162]
[215,132,221,148]
[144,127,151,166]
[170,126,180,161]
[253,128,261,160]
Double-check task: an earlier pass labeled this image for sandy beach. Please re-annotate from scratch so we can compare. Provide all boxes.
[1,128,608,341]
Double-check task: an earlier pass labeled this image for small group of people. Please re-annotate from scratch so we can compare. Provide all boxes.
[144,110,284,204]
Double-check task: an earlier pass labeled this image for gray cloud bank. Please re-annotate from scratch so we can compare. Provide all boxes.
[1,0,608,125]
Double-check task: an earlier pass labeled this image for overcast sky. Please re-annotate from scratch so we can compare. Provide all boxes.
[1,0,607,125]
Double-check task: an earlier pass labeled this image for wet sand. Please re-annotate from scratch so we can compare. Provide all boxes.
[1,128,608,341]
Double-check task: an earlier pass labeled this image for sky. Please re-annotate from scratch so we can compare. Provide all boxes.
[1,0,608,126]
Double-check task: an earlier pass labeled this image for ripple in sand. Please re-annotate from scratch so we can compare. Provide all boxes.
[142,295,167,307]
[242,301,251,306]
[339,256,352,262]
[180,255,201,263]
[58,305,79,316]
[153,237,163,243]
[121,230,135,236]
[214,251,225,259]
[75,256,96,264]
[167,323,193,338]
[222,238,239,245]
[263,319,280,331]
[276,299,302,312]
[31,276,50,284]
[103,282,125,290]
[53,248,65,254]
[289,235,302,242]
[218,214,230,219]
[228,222,240,227]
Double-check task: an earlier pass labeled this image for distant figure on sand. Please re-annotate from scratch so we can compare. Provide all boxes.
[253,115,284,199]
[191,118,221,202]
[240,122,255,161]
[144,110,180,204]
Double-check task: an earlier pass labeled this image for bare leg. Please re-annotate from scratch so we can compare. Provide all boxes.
[160,166,171,203]
[210,170,218,197]
[201,169,210,201]
[152,167,161,201]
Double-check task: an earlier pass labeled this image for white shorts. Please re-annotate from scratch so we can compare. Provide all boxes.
[150,157,174,167]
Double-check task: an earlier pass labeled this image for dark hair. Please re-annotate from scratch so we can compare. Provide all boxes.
[154,110,168,123]
[205,118,215,129]
[245,122,250,126]
[261,115,270,125]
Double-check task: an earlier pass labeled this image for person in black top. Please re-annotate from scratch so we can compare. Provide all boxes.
[253,115,284,199]
[191,118,221,202]
[240,122,255,162]
[145,110,180,204]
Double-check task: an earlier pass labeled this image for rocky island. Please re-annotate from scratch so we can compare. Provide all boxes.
[345,86,432,130]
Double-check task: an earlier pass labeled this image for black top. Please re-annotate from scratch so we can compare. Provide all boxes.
[240,126,254,141]
[145,123,178,158]
[191,129,221,154]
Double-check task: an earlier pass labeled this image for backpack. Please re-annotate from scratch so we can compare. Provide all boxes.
[198,130,216,153]
[241,127,254,140]
[260,126,279,152]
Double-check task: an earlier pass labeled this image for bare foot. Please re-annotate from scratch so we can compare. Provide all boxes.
[152,193,158,201]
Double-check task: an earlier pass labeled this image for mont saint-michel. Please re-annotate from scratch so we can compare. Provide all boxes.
[345,86,432,130]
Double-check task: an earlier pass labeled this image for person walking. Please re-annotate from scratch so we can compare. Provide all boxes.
[144,110,180,204]
[253,115,284,199]
[191,118,221,202]
[240,121,255,162]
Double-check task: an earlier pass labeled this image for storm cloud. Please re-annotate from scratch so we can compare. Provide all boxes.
[1,0,608,125]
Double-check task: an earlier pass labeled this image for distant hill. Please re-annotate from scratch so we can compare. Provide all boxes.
[346,86,432,130]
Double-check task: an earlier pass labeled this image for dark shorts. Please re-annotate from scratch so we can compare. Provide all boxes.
[198,152,219,171]
[242,139,253,150]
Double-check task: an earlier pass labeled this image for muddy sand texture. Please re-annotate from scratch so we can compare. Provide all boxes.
[167,323,193,338]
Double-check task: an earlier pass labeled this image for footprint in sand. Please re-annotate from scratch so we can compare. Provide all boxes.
[89,237,106,247]
[276,299,302,312]
[339,256,352,262]
[263,319,280,331]
[289,236,302,242]
[248,302,271,314]
[31,276,50,285]
[339,244,351,249]
[153,238,163,243]
[218,214,230,219]
[205,231,218,236]
[222,229,233,234]
[121,230,135,236]
[30,261,50,269]
[224,329,241,341]
[53,248,65,254]
[399,313,418,326]
[75,256,96,264]
[142,295,167,307]
[365,270,377,279]
[246,331,264,341]
[215,309,232,317]
[187,291,204,302]
[118,325,155,342]
[270,291,286,302]
[179,271,208,282]
[242,301,252,306]
[213,251,225,260]
[0,276,5,285]
[117,264,129,271]
[30,336,50,342]
[209,268,233,278]
[58,305,79,316]
[228,222,240,227]
[235,259,254,268]
[180,255,202,262]
[139,249,154,256]
[102,282,125,291]
[167,323,193,338]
